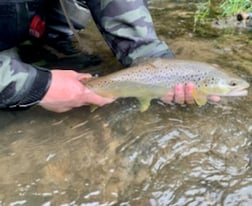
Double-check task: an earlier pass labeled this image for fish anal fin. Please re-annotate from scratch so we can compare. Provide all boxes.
[138,97,151,112]
[192,89,208,106]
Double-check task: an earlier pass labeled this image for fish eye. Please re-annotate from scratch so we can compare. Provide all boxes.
[229,80,237,87]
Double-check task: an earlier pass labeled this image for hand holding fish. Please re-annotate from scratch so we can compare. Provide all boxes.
[39,70,114,113]
[161,83,220,104]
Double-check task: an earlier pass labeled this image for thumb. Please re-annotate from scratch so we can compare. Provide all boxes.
[76,73,92,81]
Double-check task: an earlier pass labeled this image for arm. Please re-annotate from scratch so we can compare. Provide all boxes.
[0,55,51,109]
[0,55,113,112]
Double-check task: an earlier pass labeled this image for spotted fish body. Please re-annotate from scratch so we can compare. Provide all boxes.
[85,59,249,111]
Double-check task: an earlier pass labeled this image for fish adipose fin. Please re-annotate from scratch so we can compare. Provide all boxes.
[192,89,208,106]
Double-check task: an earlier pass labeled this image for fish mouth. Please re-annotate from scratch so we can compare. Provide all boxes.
[227,89,248,96]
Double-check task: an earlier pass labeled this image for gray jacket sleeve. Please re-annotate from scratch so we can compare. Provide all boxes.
[0,55,51,109]
[85,0,174,66]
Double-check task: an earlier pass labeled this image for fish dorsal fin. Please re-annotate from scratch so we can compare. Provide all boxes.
[192,88,208,106]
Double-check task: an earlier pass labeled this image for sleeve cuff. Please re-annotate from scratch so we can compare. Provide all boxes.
[9,67,52,109]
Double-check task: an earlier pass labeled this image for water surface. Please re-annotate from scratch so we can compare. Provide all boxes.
[1,0,252,205]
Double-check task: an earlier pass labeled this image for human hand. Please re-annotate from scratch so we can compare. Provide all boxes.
[39,70,114,112]
[160,83,220,105]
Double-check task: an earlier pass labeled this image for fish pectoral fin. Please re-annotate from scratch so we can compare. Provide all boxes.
[138,97,152,112]
[192,89,208,106]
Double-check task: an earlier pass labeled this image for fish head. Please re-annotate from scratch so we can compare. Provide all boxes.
[199,73,250,96]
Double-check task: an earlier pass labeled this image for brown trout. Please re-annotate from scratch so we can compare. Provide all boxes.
[84,59,250,111]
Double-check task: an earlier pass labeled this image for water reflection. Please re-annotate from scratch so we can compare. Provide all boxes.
[0,0,252,205]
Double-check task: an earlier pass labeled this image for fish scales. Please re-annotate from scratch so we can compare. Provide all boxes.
[88,60,221,88]
[85,58,249,111]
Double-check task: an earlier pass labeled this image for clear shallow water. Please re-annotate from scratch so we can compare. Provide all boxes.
[1,94,252,205]
[1,0,252,205]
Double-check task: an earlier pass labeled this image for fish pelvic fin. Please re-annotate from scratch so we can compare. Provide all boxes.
[138,97,152,112]
[90,105,99,112]
[192,89,208,106]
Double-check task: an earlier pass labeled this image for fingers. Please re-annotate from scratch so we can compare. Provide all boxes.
[174,84,185,104]
[161,83,221,105]
[89,93,115,106]
[160,91,174,103]
[208,95,221,102]
[168,83,195,104]
[76,73,92,81]
[51,70,92,80]
[184,83,195,104]
[97,97,115,106]
[83,89,115,106]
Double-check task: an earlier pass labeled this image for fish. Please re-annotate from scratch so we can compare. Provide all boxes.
[84,58,250,112]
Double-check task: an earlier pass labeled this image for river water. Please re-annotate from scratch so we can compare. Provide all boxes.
[1,0,252,205]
